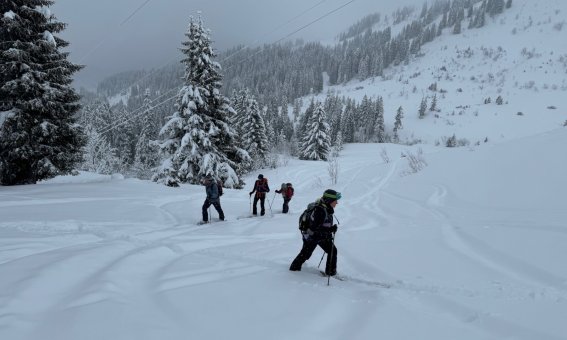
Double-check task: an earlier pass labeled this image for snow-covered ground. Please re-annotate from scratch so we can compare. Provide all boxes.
[1,126,566,340]
[2,1,566,339]
[311,0,567,146]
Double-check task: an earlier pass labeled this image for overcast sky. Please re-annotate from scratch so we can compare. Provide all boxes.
[51,0,423,89]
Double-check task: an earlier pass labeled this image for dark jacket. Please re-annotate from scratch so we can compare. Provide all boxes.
[309,201,334,236]
[204,178,220,202]
[250,178,270,198]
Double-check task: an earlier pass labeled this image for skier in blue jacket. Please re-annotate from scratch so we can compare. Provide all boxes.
[201,174,224,223]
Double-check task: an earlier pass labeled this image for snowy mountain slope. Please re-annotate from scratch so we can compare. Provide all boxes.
[1,127,566,340]
[310,0,567,145]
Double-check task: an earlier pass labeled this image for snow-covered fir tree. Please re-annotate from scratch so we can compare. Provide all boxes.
[334,130,344,151]
[241,97,269,168]
[429,93,438,112]
[113,106,136,173]
[153,15,248,188]
[341,99,356,143]
[453,18,462,34]
[81,126,119,175]
[393,106,404,142]
[275,130,288,154]
[133,131,159,179]
[265,120,276,151]
[372,97,385,142]
[324,93,343,145]
[297,98,316,139]
[132,90,160,178]
[0,0,85,185]
[229,88,250,137]
[299,102,331,161]
[446,134,457,147]
[359,95,373,142]
[418,97,428,119]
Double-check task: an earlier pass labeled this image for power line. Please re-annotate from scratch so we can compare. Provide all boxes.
[77,0,154,63]
[222,0,356,70]
[273,0,356,46]
[97,87,177,136]
[120,0,152,26]
[97,0,329,108]
[94,0,357,136]
[221,0,328,64]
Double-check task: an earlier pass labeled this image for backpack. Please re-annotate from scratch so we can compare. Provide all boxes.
[285,184,294,198]
[257,178,269,193]
[298,202,325,232]
[217,180,223,196]
[203,177,223,198]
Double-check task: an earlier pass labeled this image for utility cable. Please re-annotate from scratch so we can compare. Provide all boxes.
[95,0,356,136]
[77,0,154,64]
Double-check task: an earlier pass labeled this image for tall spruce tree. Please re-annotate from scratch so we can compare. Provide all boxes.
[241,98,269,168]
[82,126,118,175]
[153,15,248,188]
[430,94,438,112]
[373,97,385,142]
[418,97,428,119]
[0,1,85,185]
[133,90,160,179]
[393,106,404,142]
[230,88,250,137]
[299,103,331,161]
[341,99,356,143]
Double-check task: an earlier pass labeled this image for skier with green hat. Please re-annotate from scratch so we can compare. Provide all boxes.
[290,189,341,276]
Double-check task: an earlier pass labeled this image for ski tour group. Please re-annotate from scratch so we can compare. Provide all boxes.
[200,174,341,277]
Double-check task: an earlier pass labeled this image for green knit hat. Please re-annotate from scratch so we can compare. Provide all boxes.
[322,189,341,203]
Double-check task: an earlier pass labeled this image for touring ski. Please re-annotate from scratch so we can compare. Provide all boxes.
[318,271,391,288]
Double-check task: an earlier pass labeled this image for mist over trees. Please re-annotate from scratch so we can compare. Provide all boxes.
[13,0,514,181]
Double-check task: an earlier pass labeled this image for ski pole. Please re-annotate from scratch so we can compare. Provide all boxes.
[318,252,325,268]
[334,214,341,225]
[327,234,335,286]
[326,214,340,285]
[268,192,276,215]
[268,191,276,209]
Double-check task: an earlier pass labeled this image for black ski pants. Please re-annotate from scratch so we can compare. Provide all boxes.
[202,198,224,222]
[282,198,291,213]
[253,195,266,215]
[290,234,337,275]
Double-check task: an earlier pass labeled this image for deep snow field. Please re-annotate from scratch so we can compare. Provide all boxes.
[1,127,566,340]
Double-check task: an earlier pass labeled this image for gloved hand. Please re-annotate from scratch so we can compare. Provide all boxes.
[249,192,253,196]
[329,224,338,233]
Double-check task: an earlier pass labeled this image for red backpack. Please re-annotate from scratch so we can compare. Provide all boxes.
[256,178,269,193]
[285,183,294,198]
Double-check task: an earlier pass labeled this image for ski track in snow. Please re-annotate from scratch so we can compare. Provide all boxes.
[0,205,299,331]
[336,157,401,234]
[316,156,567,340]
[1,143,566,339]
[381,187,567,298]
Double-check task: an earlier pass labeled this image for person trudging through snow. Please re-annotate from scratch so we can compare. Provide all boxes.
[275,182,294,213]
[201,174,225,223]
[290,189,341,276]
[249,174,270,216]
